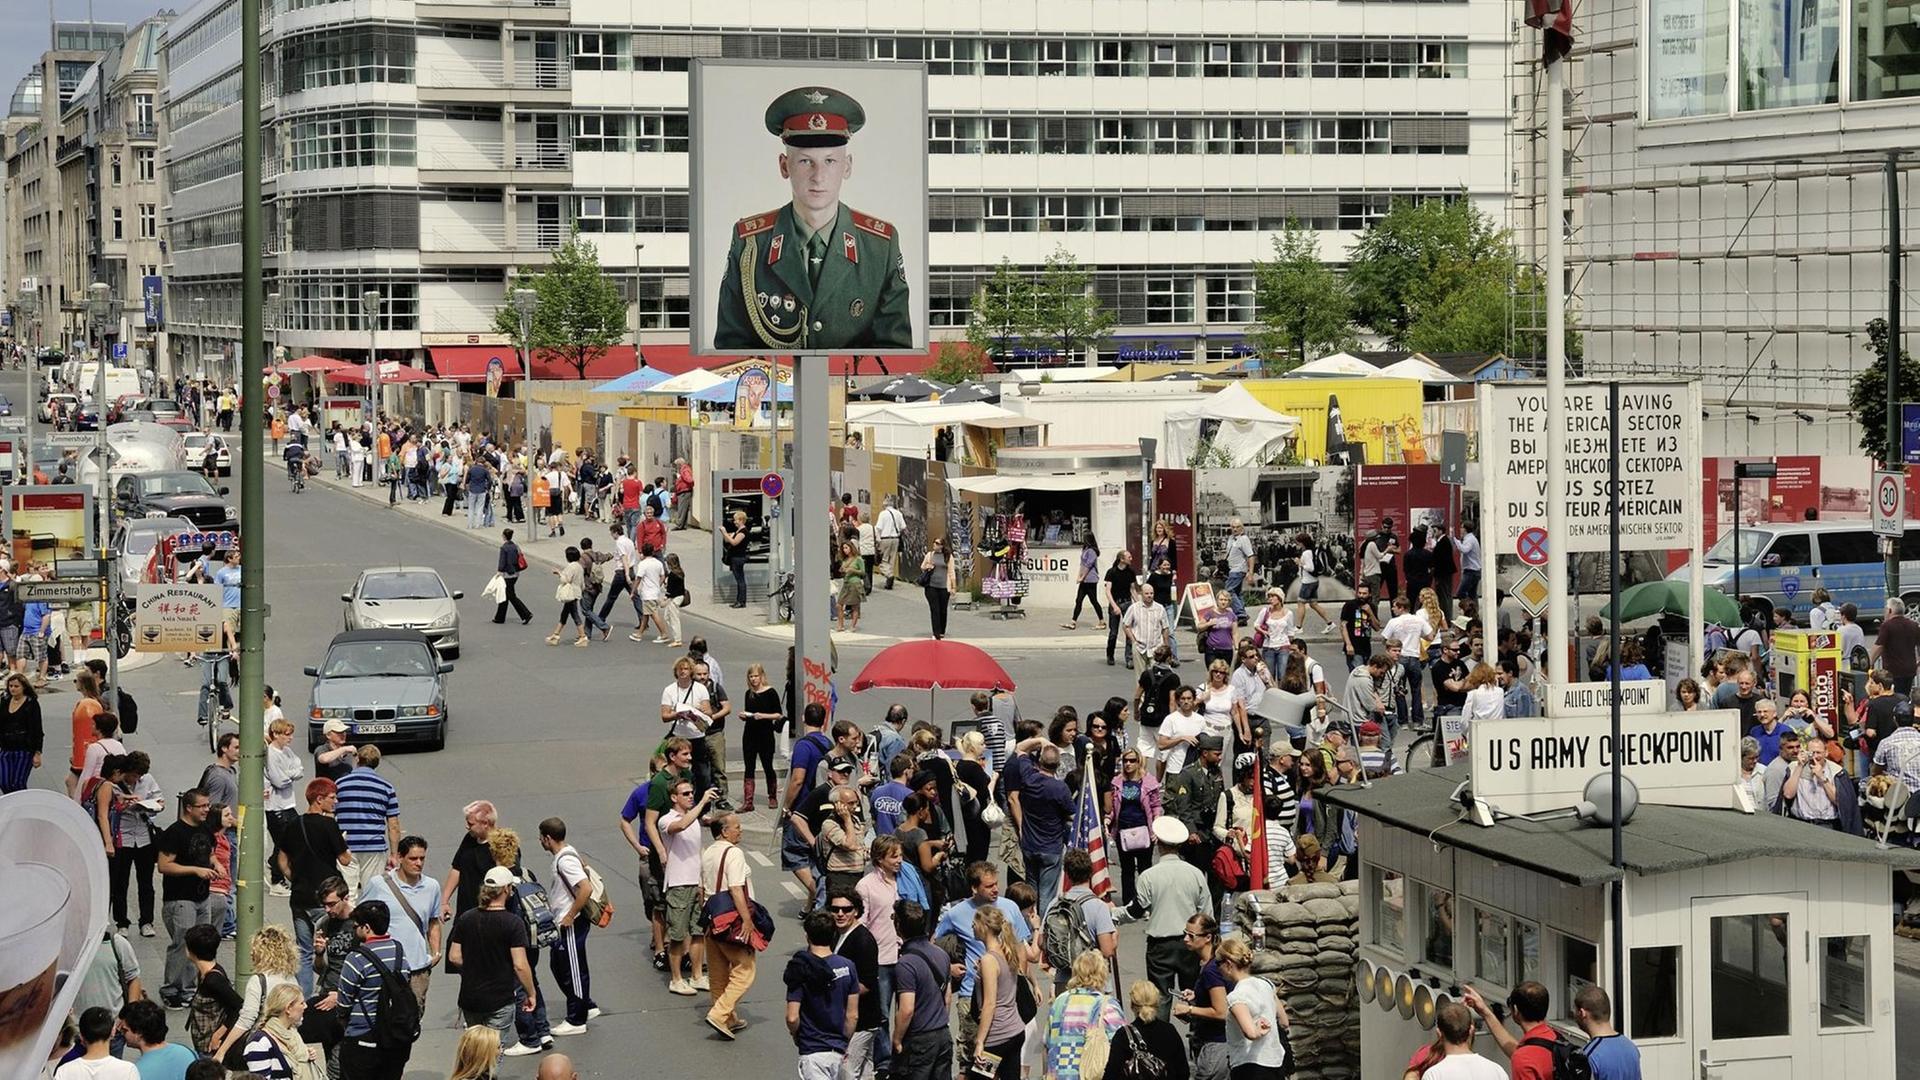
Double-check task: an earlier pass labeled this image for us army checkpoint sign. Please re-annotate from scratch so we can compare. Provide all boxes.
[688,59,929,356]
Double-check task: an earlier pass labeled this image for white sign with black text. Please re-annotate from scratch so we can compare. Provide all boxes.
[1479,381,1698,554]
[1549,679,1668,717]
[1469,710,1745,817]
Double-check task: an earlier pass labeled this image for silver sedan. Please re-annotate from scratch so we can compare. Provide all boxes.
[342,566,463,657]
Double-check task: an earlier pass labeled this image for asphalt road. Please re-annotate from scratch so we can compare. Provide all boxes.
[14,363,1914,1075]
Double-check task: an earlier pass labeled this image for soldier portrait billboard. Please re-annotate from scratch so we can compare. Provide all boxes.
[690,59,928,356]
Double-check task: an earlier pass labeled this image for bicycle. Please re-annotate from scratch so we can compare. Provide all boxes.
[769,571,795,624]
[287,457,307,493]
[196,649,235,755]
[111,599,134,661]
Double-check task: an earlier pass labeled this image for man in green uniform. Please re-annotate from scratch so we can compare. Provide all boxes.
[713,85,913,350]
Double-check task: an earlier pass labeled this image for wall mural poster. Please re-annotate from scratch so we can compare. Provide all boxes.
[896,456,929,574]
[1152,468,1196,579]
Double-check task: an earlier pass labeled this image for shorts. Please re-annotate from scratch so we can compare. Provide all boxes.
[1296,578,1320,601]
[0,625,18,657]
[663,883,703,943]
[21,634,46,663]
[636,851,663,916]
[224,609,241,635]
[780,814,813,871]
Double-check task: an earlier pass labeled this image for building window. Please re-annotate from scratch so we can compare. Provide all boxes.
[135,148,154,182]
[110,156,122,186]
[111,207,124,240]
[1420,886,1455,970]
[288,115,417,170]
[1708,913,1791,1039]
[1819,936,1868,1029]
[1205,275,1254,323]
[1859,0,1920,100]
[1471,907,1513,985]
[1561,936,1599,1021]
[1370,868,1406,955]
[1738,0,1840,109]
[1627,945,1681,1039]
[134,93,153,126]
[573,32,630,71]
[138,204,156,239]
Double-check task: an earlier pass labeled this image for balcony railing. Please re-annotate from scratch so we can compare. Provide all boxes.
[422,220,569,252]
[421,139,571,172]
[419,58,571,91]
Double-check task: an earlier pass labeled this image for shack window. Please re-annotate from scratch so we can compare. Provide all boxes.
[1370,868,1405,956]
[1819,936,1868,1029]
[1473,907,1512,985]
[1560,936,1598,1020]
[1709,912,1791,1039]
[1421,885,1455,970]
[1627,945,1681,1039]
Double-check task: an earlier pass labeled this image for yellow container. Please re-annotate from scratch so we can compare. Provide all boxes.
[1233,378,1428,465]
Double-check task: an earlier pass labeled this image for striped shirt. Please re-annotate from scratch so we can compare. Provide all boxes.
[334,767,400,853]
[240,1031,296,1079]
[337,935,410,1038]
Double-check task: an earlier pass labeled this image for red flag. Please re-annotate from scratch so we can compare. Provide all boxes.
[1247,744,1268,891]
[1525,0,1575,64]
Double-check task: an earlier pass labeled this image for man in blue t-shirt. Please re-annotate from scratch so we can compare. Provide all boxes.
[1573,986,1642,1080]
[617,768,667,970]
[119,999,198,1080]
[870,754,913,837]
[932,861,1032,1076]
[782,703,836,902]
[785,910,860,1077]
[1016,745,1074,917]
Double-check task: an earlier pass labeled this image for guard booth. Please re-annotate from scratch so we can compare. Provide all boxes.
[708,469,785,604]
[1328,763,1920,1080]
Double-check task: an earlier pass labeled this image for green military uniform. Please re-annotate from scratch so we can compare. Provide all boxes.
[1163,757,1224,848]
[712,85,913,351]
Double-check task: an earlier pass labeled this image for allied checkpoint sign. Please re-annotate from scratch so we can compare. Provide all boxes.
[1480,381,1699,554]
[1469,709,1745,817]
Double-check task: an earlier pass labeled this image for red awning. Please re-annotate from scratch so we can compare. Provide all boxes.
[428,346,523,382]
[529,345,640,381]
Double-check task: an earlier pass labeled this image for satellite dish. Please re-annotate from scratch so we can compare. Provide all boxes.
[1576,774,1640,827]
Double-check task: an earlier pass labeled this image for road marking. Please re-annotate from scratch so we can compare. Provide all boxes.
[782,881,804,898]
[749,850,774,868]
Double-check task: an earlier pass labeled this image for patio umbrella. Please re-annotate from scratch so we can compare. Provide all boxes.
[278,354,354,374]
[938,380,1000,404]
[850,376,951,402]
[850,638,1016,717]
[1150,370,1207,381]
[1597,580,1740,625]
[328,365,433,385]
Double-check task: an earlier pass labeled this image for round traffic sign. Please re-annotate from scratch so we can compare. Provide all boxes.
[1878,473,1902,516]
[267,383,280,400]
[1516,526,1549,567]
[760,472,785,499]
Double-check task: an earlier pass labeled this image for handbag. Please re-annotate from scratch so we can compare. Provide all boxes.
[516,550,528,572]
[698,842,775,951]
[1120,825,1153,852]
[1211,844,1247,891]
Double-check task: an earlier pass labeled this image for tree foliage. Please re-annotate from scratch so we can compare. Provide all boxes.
[965,259,1036,367]
[1849,317,1920,464]
[1346,197,1508,349]
[493,233,628,378]
[1250,221,1357,373]
[1025,248,1115,363]
[925,340,985,385]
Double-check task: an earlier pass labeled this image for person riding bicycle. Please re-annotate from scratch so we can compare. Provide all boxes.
[283,438,310,488]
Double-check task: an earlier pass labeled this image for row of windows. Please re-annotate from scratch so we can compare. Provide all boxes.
[165,70,241,132]
[281,281,420,332]
[287,115,418,171]
[571,113,689,153]
[170,140,242,191]
[280,29,416,93]
[928,116,1468,156]
[107,204,159,242]
[575,193,689,232]
[169,207,243,252]
[162,2,238,71]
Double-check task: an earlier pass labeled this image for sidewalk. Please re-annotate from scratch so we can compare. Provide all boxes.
[1897,923,1920,977]
[279,453,1171,651]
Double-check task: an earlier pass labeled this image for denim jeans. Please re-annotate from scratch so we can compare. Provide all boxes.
[1107,609,1129,667]
[1398,656,1426,736]
[515,974,553,1046]
[1455,569,1481,600]
[466,492,487,529]
[293,903,323,996]
[463,1000,519,1050]
[1161,603,1183,661]
[1023,847,1064,921]
[162,895,219,1000]
[1224,571,1247,614]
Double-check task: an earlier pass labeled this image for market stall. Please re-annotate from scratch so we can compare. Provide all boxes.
[944,445,1145,610]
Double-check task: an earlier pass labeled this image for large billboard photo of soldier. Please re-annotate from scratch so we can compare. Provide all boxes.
[689,59,929,356]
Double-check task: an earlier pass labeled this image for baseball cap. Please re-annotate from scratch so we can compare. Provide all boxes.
[827,758,857,775]
[322,719,349,734]
[1358,720,1383,737]
[482,866,517,889]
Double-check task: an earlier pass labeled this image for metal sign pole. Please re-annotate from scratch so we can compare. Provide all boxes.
[795,356,833,716]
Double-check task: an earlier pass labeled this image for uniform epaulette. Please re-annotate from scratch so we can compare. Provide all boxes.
[736,212,780,238]
[850,211,895,240]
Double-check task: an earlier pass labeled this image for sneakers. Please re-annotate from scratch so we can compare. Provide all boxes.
[667,979,697,996]
[706,1014,737,1040]
[549,1021,588,1037]
[503,1042,543,1057]
[629,633,646,643]
[587,1007,602,1021]
[652,636,669,644]
[691,974,711,991]
[652,950,668,972]
[267,882,291,898]
[139,924,155,938]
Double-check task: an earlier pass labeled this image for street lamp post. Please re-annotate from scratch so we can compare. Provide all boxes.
[513,288,537,534]
[266,291,281,371]
[361,290,382,427]
[192,297,208,387]
[85,283,120,701]
[18,290,38,486]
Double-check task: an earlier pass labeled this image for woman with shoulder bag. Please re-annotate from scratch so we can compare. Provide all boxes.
[921,538,950,640]
[547,546,588,647]
[1044,951,1128,1080]
[1107,749,1162,906]
[238,983,325,1080]
[216,924,302,1069]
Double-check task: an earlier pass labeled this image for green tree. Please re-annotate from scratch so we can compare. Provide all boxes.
[1346,197,1506,347]
[492,233,628,379]
[1405,265,1583,365]
[1024,247,1114,364]
[925,340,985,384]
[1849,317,1920,464]
[1249,221,1356,373]
[965,259,1036,366]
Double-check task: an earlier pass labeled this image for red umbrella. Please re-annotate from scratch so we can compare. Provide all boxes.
[849,639,1015,693]
[278,354,354,374]
[328,365,434,385]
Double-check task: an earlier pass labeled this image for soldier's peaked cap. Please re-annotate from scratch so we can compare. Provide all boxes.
[766,86,866,148]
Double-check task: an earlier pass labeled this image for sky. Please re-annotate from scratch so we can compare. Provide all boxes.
[1,0,169,117]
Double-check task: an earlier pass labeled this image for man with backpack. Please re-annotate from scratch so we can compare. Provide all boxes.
[890,900,951,1080]
[1044,850,1116,977]
[539,817,602,1035]
[1459,981,1579,1080]
[447,866,539,1056]
[322,899,419,1080]
[780,704,842,906]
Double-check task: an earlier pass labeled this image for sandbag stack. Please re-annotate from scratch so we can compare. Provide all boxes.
[1233,879,1362,1080]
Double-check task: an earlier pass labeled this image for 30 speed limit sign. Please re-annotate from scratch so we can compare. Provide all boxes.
[1873,470,1905,538]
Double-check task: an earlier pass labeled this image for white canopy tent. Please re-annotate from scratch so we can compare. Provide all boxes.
[638,368,729,396]
[1162,382,1302,467]
[1287,352,1379,377]
[1374,356,1461,383]
[846,400,1048,456]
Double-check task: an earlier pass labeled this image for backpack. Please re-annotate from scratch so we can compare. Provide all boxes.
[352,944,422,1052]
[1521,1035,1594,1080]
[513,872,561,948]
[1042,892,1097,973]
[1115,1023,1171,1080]
[579,862,614,928]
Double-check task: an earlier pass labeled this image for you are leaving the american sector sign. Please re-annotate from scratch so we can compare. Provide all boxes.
[1469,710,1743,816]
[1480,380,1698,554]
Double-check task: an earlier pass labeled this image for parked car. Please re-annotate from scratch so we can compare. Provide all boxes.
[1669,520,1920,625]
[182,432,231,476]
[342,566,462,657]
[112,516,193,593]
[112,469,237,531]
[305,629,451,751]
[42,393,77,424]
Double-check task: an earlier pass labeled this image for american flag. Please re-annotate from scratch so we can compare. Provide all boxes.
[1069,749,1112,898]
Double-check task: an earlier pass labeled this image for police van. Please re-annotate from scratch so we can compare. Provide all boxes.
[1668,521,1920,622]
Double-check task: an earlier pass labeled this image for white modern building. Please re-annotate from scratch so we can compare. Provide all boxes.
[152,0,1514,381]
[1536,0,1919,456]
